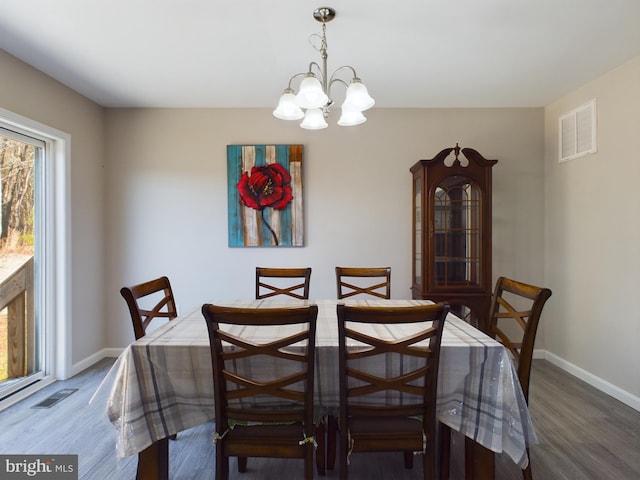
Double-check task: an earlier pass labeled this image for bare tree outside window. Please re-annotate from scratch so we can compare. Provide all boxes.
[0,137,35,382]
[0,139,34,253]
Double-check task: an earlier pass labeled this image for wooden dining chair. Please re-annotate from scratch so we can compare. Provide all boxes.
[255,267,312,299]
[247,267,312,472]
[439,276,552,480]
[202,303,318,480]
[335,266,391,299]
[120,275,179,445]
[120,276,178,341]
[336,302,449,480]
[319,266,392,469]
[489,276,552,480]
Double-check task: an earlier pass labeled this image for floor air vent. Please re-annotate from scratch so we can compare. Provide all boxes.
[32,388,78,409]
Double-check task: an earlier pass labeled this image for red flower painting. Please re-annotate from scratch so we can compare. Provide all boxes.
[227,145,304,247]
[237,163,294,245]
[237,163,293,211]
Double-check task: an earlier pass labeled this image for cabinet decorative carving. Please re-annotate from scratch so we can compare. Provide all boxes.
[410,144,497,331]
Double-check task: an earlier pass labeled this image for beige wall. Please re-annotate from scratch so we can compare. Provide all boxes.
[104,107,545,349]
[544,56,640,401]
[11,47,638,409]
[0,50,105,369]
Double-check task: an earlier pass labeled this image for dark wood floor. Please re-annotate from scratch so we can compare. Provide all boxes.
[0,359,638,479]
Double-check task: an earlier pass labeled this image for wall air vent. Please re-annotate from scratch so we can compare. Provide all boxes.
[559,99,597,163]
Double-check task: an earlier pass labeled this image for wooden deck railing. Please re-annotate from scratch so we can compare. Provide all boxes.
[0,256,35,379]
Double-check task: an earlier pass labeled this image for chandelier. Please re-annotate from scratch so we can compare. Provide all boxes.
[272,7,375,130]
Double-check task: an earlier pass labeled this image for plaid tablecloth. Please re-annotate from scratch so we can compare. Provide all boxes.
[98,299,536,468]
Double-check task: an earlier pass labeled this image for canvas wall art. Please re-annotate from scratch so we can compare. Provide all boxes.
[227,145,304,247]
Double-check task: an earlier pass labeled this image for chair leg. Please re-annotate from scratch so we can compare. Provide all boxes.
[404,451,414,468]
[424,445,436,480]
[237,457,247,472]
[305,443,314,480]
[522,447,533,480]
[316,418,326,475]
[215,448,228,480]
[439,423,451,480]
[338,419,348,480]
[327,415,338,470]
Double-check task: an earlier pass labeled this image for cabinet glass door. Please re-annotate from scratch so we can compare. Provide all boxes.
[432,176,481,287]
[414,177,422,288]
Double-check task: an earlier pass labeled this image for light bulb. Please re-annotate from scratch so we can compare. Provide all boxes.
[273,90,304,120]
[343,79,375,111]
[296,75,328,109]
[300,108,328,130]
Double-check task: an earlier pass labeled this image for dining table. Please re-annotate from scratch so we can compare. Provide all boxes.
[98,298,537,479]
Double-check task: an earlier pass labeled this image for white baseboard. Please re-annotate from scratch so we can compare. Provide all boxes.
[101,347,125,358]
[532,349,546,360]
[536,349,640,412]
[70,348,125,377]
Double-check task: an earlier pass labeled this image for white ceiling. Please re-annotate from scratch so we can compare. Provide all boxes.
[1,0,639,108]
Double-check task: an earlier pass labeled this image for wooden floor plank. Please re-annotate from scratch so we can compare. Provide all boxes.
[0,358,638,479]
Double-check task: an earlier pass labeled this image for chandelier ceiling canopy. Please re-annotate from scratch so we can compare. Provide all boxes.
[273,7,375,130]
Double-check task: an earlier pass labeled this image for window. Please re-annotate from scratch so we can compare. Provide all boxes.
[0,108,70,410]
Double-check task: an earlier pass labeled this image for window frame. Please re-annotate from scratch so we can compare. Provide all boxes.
[0,108,71,409]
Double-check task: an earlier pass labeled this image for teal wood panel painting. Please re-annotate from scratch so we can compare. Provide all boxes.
[227,145,304,247]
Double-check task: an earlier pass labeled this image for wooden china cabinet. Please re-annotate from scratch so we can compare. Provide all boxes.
[410,144,497,332]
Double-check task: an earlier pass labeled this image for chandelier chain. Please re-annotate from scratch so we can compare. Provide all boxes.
[321,22,328,58]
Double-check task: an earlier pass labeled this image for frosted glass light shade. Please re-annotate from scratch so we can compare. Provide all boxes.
[338,104,366,126]
[300,108,328,130]
[295,75,328,109]
[343,79,375,111]
[273,91,304,120]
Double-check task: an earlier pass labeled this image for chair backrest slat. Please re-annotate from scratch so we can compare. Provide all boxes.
[337,303,448,421]
[256,267,312,300]
[202,304,318,430]
[488,276,552,402]
[120,276,177,340]
[335,266,391,299]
